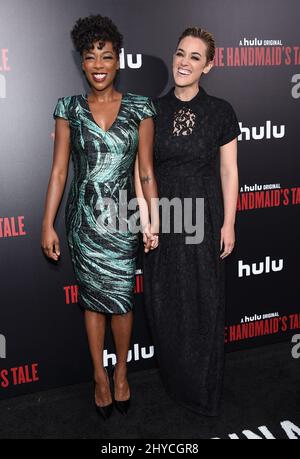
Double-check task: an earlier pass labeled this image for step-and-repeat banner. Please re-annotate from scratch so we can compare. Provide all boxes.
[1,0,299,398]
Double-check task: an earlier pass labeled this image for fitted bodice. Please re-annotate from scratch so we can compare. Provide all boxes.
[153,86,241,181]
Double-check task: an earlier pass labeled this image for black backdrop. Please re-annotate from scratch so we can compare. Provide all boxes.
[0,0,299,399]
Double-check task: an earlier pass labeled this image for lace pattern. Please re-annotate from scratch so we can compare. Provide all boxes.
[173,107,196,136]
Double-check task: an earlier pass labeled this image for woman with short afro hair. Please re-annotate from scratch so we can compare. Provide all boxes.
[41,14,159,420]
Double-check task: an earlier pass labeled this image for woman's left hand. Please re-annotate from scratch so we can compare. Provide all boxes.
[149,224,159,251]
[220,223,235,259]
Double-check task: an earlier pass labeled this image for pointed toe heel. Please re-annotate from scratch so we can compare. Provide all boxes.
[112,364,131,416]
[95,401,113,420]
[114,397,131,416]
[94,369,113,420]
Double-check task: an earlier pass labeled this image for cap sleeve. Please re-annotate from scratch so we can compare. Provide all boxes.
[53,97,68,120]
[138,97,157,122]
[218,101,241,146]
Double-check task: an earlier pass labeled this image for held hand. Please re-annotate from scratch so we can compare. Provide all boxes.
[41,225,61,261]
[143,223,159,253]
[143,231,151,253]
[149,224,159,251]
[220,223,235,259]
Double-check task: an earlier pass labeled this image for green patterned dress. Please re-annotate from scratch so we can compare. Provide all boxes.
[53,92,156,314]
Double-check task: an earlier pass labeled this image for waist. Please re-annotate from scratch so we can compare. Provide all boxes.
[155,163,215,182]
[155,172,216,183]
[85,173,133,185]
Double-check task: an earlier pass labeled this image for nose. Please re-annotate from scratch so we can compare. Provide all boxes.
[94,57,104,69]
[179,56,189,67]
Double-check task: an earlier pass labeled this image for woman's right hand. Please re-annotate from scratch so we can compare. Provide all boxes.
[41,225,61,261]
[142,223,159,253]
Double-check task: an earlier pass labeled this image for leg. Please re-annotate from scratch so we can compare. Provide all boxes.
[84,310,112,407]
[111,311,133,401]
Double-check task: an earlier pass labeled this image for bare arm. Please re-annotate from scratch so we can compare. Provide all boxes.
[137,117,159,234]
[219,137,239,258]
[134,154,150,230]
[41,117,71,259]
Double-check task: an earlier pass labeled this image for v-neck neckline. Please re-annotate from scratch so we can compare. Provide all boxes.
[82,92,126,134]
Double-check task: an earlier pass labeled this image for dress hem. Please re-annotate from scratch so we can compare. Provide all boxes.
[165,389,221,418]
[78,302,134,315]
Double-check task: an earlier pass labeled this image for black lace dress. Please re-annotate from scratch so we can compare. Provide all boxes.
[143,85,241,416]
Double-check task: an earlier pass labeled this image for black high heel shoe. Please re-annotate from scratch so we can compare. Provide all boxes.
[94,400,113,420]
[112,365,131,416]
[94,368,113,421]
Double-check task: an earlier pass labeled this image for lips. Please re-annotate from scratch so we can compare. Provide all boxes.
[92,73,107,82]
[177,68,192,76]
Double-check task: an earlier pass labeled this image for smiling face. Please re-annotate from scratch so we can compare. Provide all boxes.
[81,40,120,90]
[173,35,214,88]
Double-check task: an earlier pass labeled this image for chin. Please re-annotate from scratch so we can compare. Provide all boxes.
[92,83,111,92]
[174,78,192,87]
[176,76,201,88]
[86,76,114,91]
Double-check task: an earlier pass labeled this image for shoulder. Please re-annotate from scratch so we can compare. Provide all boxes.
[206,93,241,145]
[56,94,81,105]
[205,92,237,116]
[54,95,81,112]
[53,95,81,120]
[154,91,171,105]
[150,91,172,115]
[125,92,153,107]
[125,93,156,120]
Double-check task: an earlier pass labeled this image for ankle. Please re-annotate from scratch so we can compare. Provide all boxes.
[115,362,127,372]
[94,368,108,383]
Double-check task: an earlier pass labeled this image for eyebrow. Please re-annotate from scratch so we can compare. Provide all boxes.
[85,50,114,55]
[177,48,202,57]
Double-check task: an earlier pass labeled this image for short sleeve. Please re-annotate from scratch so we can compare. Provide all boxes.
[53,97,68,120]
[218,101,241,146]
[139,97,157,121]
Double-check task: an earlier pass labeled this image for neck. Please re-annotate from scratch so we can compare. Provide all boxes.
[174,83,200,101]
[89,85,120,102]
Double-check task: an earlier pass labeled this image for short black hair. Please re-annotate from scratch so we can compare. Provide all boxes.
[70,14,123,56]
